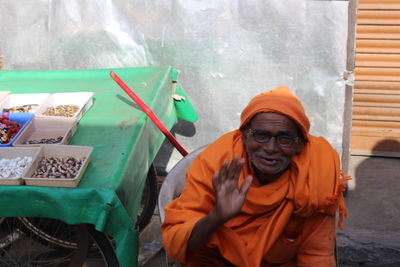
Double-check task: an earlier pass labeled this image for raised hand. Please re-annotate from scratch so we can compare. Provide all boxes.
[186,155,253,256]
[212,156,253,224]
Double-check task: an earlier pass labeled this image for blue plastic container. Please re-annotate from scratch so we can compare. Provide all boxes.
[0,113,34,147]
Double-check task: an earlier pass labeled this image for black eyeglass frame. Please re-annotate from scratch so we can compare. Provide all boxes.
[248,129,300,148]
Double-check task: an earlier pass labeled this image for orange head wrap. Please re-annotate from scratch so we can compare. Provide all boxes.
[239,87,310,139]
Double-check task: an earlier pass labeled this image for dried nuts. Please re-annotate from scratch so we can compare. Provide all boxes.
[24,136,63,144]
[3,104,39,113]
[42,105,79,117]
[33,156,85,179]
[0,157,32,178]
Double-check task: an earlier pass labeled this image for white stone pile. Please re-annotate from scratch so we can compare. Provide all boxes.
[0,157,32,179]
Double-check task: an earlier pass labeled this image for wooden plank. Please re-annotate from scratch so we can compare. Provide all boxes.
[356,53,400,67]
[357,25,400,39]
[352,119,400,128]
[355,67,400,81]
[358,0,400,10]
[355,80,400,89]
[354,101,400,108]
[353,106,400,116]
[352,114,400,122]
[354,88,400,95]
[357,10,400,25]
[352,126,400,135]
[357,39,400,54]
[353,93,400,103]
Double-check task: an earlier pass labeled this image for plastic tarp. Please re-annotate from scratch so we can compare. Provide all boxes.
[0,66,197,267]
[0,0,349,173]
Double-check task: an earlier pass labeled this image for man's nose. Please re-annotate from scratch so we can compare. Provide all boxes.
[263,136,279,153]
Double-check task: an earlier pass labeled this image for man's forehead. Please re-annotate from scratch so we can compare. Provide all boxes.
[248,112,299,132]
[250,112,292,124]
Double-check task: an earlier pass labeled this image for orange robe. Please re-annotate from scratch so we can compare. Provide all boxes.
[162,130,347,267]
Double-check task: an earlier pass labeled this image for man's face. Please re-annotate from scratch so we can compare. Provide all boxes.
[242,112,304,182]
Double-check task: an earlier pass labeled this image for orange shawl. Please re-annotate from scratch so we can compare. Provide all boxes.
[162,87,349,266]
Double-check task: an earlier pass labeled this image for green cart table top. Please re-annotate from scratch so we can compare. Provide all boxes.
[0,66,197,267]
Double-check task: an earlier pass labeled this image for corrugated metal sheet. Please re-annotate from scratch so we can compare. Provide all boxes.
[352,0,400,156]
[357,25,400,39]
[355,68,400,82]
[358,10,400,25]
[358,0,400,10]
[356,54,400,67]
[356,40,400,54]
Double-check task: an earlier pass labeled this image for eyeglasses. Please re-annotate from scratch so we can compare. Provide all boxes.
[248,129,299,148]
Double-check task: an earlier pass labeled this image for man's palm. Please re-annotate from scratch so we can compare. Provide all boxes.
[212,156,253,223]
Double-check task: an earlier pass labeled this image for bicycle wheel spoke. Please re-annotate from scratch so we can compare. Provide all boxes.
[0,217,118,266]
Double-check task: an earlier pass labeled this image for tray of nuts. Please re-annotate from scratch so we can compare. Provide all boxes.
[0,93,50,114]
[13,117,77,147]
[35,92,93,121]
[0,147,41,185]
[23,145,93,187]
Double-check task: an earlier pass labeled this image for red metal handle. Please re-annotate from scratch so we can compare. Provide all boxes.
[110,71,188,157]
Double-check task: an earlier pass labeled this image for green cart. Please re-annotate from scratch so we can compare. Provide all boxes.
[0,66,197,267]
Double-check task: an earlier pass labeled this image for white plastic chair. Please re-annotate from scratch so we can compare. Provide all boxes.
[158,145,207,223]
[158,146,207,267]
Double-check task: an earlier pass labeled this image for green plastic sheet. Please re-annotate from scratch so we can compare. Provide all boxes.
[0,66,197,267]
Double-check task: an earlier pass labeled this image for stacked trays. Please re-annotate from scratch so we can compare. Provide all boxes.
[0,91,94,187]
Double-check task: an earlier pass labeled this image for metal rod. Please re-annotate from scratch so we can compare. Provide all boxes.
[110,71,188,156]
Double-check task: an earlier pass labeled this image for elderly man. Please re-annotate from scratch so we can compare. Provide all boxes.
[162,87,349,267]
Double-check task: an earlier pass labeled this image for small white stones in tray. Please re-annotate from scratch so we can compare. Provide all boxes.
[0,157,32,179]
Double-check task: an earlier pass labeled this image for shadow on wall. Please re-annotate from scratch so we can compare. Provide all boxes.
[347,138,400,193]
[351,138,400,196]
[352,138,400,217]
[370,138,400,155]
[153,119,196,176]
[352,139,400,197]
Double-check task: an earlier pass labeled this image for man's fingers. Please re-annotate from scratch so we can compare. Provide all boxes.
[231,158,245,183]
[212,172,219,190]
[239,175,253,195]
[219,159,229,183]
[228,155,238,179]
[226,156,244,181]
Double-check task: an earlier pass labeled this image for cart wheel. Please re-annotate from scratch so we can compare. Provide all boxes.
[0,217,118,266]
[16,217,78,250]
[87,224,119,267]
[135,164,158,231]
[14,165,157,252]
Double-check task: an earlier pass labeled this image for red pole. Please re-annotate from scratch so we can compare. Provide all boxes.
[110,71,188,157]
